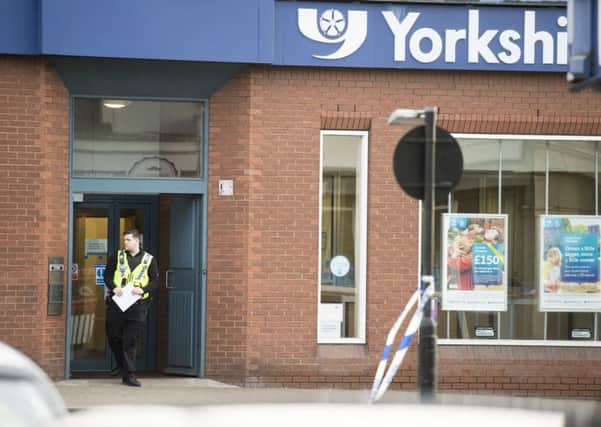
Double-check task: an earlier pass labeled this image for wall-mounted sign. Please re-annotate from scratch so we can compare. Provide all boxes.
[539,215,601,312]
[277,2,568,72]
[218,179,234,196]
[442,213,508,311]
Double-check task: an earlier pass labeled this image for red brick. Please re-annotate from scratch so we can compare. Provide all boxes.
[205,66,601,396]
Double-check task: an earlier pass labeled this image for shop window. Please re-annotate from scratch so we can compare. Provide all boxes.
[318,131,368,343]
[72,98,203,178]
[438,136,601,343]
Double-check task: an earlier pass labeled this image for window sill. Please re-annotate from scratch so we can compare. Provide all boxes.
[439,339,601,347]
[318,339,365,345]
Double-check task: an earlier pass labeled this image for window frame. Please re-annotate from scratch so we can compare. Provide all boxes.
[440,133,601,347]
[317,130,369,344]
[70,95,208,195]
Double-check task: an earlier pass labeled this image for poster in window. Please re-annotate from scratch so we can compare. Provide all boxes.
[318,303,343,340]
[442,214,508,312]
[539,215,601,312]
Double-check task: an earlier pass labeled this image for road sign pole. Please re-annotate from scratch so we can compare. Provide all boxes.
[390,106,462,401]
[418,107,437,400]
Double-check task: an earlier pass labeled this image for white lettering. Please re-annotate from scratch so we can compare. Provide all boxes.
[557,32,567,65]
[498,30,521,64]
[410,28,443,63]
[382,11,420,61]
[468,10,499,63]
[524,11,554,64]
[372,9,568,66]
[445,29,466,63]
[556,15,568,65]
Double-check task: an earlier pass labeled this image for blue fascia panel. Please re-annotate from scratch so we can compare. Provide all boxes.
[39,0,273,64]
[0,0,40,55]
[259,0,276,63]
[3,0,570,72]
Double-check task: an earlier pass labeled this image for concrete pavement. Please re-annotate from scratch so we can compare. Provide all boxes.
[55,376,601,425]
[55,377,601,427]
[55,377,397,410]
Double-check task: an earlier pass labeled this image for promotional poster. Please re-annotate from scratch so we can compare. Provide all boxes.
[442,214,508,311]
[539,215,601,312]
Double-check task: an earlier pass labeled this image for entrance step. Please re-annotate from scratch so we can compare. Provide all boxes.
[56,378,238,409]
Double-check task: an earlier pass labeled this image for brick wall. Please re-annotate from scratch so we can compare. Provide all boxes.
[242,66,423,389]
[205,71,252,384]
[205,65,601,396]
[0,56,69,379]
[2,54,599,393]
[439,345,601,397]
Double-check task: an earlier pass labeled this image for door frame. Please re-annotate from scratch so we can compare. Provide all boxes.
[68,195,159,373]
[66,95,209,379]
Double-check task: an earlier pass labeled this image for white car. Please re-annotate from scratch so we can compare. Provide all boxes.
[0,341,68,427]
[55,403,565,427]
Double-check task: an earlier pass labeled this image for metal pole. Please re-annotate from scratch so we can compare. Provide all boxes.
[418,107,437,400]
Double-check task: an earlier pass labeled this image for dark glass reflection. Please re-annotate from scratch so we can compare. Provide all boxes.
[73,99,203,178]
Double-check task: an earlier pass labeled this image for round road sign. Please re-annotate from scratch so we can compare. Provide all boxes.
[393,125,463,203]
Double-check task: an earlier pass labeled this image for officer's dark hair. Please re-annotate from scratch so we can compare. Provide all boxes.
[123,228,140,240]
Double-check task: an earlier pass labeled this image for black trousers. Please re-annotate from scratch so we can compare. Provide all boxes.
[106,300,148,376]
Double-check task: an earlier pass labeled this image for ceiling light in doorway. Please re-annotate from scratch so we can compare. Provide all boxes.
[103,99,130,109]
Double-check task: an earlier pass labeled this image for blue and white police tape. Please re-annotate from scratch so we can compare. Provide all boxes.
[370,279,434,403]
[369,289,419,402]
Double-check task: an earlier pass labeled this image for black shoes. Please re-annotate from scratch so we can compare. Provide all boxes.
[122,374,141,387]
[109,366,121,377]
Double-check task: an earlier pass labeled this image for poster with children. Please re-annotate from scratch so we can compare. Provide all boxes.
[539,215,601,312]
[442,214,508,311]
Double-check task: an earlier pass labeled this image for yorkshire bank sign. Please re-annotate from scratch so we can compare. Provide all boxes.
[275,2,567,72]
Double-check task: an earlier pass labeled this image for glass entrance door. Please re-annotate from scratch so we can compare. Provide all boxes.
[71,207,110,370]
[70,196,157,373]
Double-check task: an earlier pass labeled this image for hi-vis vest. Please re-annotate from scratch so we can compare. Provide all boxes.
[113,250,153,300]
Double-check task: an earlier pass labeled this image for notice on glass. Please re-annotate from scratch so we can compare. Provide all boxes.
[318,303,343,340]
[111,283,140,312]
[539,215,601,312]
[442,214,508,312]
[85,238,107,256]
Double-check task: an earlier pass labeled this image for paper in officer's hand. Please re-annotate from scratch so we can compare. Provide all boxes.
[112,283,141,312]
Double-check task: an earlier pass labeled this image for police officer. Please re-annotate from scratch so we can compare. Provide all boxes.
[104,228,158,387]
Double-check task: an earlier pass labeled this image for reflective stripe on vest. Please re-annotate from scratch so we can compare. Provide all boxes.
[113,250,153,300]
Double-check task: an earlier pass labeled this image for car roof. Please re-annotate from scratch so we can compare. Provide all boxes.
[0,342,46,380]
[58,403,566,427]
[0,341,68,417]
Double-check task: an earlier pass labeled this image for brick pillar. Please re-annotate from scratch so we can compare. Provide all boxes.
[205,71,251,384]
[0,56,69,379]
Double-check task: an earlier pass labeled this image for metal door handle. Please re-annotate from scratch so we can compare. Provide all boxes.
[166,270,175,289]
